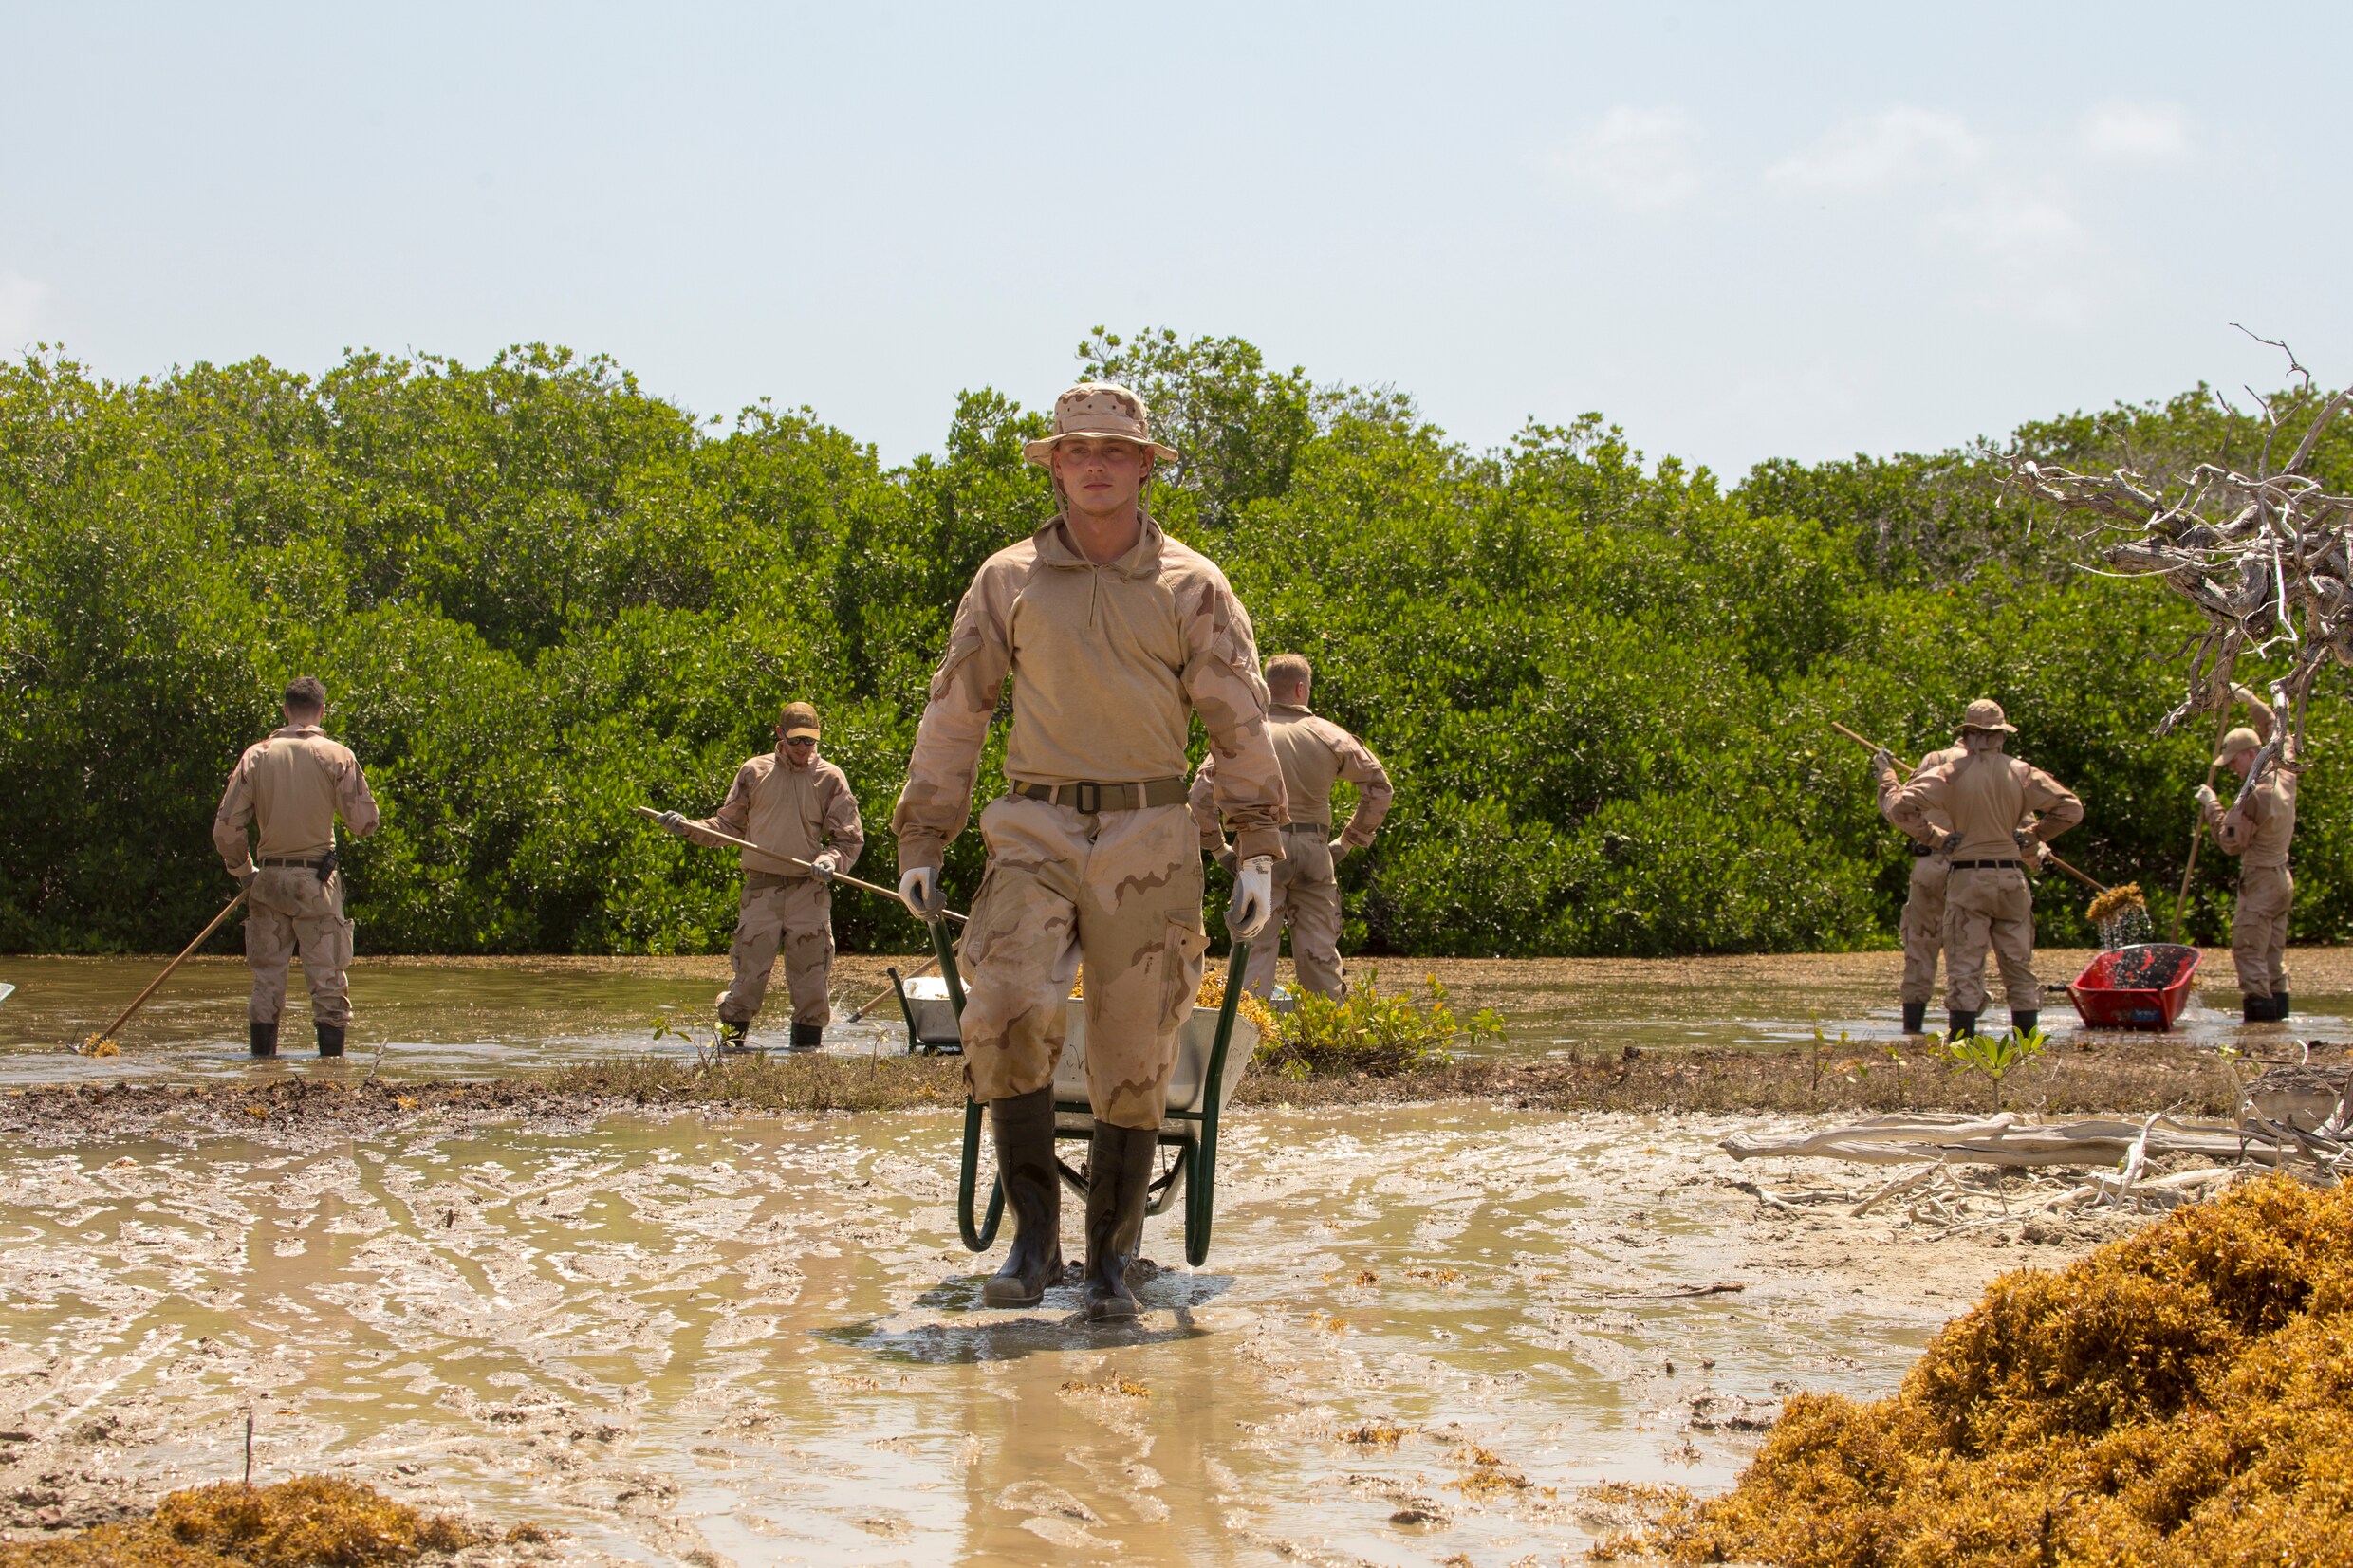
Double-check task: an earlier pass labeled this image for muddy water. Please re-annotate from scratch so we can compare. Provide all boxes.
[3,949,2343,1085]
[0,1104,2067,1564]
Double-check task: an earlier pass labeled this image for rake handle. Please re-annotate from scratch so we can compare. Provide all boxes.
[87,888,249,1048]
[636,804,967,923]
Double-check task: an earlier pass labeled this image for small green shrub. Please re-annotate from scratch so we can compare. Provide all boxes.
[1251,969,1506,1079]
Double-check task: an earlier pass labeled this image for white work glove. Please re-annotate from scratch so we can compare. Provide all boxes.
[1870,747,1895,779]
[899,865,943,920]
[656,810,687,836]
[809,854,837,882]
[233,865,256,890]
[1327,838,1352,861]
[2195,783,2221,816]
[1227,856,1274,941]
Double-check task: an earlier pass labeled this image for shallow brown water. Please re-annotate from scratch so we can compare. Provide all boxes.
[0,1104,2070,1564]
[0,949,2341,1086]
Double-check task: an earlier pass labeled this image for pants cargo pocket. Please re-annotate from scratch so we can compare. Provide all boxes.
[1158,917,1211,1034]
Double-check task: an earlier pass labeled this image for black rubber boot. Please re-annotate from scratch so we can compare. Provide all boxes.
[249,1021,278,1059]
[1082,1123,1158,1323]
[315,1022,345,1058]
[789,1023,824,1053]
[1900,1002,1928,1035]
[2275,991,2291,1022]
[2243,994,2275,1024]
[1946,1009,1978,1040]
[981,1088,1064,1308]
[717,1020,750,1052]
[2010,1009,2039,1038]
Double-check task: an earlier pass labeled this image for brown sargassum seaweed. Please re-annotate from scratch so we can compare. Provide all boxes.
[0,1475,524,1568]
[1613,1171,2353,1566]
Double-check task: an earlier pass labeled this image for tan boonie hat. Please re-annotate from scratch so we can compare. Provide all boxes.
[1958,698,2017,734]
[779,701,821,740]
[2214,727,2262,766]
[1021,381,1179,467]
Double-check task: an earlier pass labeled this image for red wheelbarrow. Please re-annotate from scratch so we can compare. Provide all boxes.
[2067,943,2201,1030]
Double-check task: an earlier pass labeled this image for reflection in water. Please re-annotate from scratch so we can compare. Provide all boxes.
[0,1105,2005,1563]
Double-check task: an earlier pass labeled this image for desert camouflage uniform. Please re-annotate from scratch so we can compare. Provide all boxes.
[1191,702,1391,998]
[2213,697,2297,1003]
[893,513,1286,1130]
[684,751,863,1028]
[213,726,380,1027]
[1890,752,2083,1015]
[1875,744,1966,1008]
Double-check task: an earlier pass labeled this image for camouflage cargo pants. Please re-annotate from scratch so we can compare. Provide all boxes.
[245,866,354,1027]
[1243,833,1345,999]
[957,796,1207,1130]
[1898,854,1950,1006]
[2231,864,2292,999]
[718,876,834,1027]
[1941,865,2037,1015]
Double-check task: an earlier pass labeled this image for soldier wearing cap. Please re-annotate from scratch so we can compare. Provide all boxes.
[893,381,1285,1322]
[1191,653,1392,999]
[658,702,863,1051]
[1870,736,1969,1036]
[2197,687,2300,1022]
[1889,699,2084,1039]
[212,676,380,1058]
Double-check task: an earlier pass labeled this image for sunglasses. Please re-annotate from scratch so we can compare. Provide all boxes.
[784,735,819,747]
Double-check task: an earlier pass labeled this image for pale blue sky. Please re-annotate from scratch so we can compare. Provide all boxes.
[3,2,2344,474]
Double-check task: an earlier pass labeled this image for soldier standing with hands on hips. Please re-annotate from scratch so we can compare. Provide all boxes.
[893,382,1288,1323]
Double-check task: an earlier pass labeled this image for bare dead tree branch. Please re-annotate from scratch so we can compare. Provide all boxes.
[2014,366,2353,804]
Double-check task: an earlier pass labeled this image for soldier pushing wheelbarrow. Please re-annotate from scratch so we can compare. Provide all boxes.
[892,381,1286,1323]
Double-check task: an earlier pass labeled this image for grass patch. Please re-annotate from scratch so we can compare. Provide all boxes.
[1608,1171,2353,1566]
[0,1477,495,1568]
[1251,969,1506,1079]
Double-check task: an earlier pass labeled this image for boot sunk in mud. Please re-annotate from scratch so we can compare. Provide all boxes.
[1082,1122,1158,1322]
[982,1087,1063,1307]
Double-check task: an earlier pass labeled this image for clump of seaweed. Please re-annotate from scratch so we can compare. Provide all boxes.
[0,1476,492,1568]
[1613,1171,2353,1566]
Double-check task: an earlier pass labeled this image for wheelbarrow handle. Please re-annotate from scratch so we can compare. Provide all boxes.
[1186,938,1251,1268]
[934,911,1004,1252]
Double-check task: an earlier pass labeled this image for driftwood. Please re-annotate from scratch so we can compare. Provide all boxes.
[1720,1112,2267,1170]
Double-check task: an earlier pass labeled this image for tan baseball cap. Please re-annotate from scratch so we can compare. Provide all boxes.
[779,701,821,740]
[1958,698,2016,734]
[2214,727,2262,766]
[1021,381,1179,467]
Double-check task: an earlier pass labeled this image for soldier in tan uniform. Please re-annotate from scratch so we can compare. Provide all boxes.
[1871,737,1967,1035]
[212,677,380,1058]
[2198,688,2300,1022]
[658,702,863,1052]
[1889,699,2083,1039]
[1191,654,1392,999]
[893,382,1285,1322]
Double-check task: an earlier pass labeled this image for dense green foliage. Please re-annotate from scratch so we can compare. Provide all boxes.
[4,331,2347,956]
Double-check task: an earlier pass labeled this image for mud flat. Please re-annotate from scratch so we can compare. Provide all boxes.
[0,1098,2148,1566]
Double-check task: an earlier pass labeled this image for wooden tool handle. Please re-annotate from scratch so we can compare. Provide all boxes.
[637,805,968,923]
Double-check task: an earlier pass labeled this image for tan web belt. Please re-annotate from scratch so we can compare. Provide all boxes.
[1280,821,1331,833]
[1010,778,1188,813]
[258,856,327,869]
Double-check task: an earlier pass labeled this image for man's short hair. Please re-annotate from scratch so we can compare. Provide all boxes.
[282,676,327,713]
[1265,654,1313,692]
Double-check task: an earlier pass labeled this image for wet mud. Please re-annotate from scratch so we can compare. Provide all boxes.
[0,1101,2138,1565]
